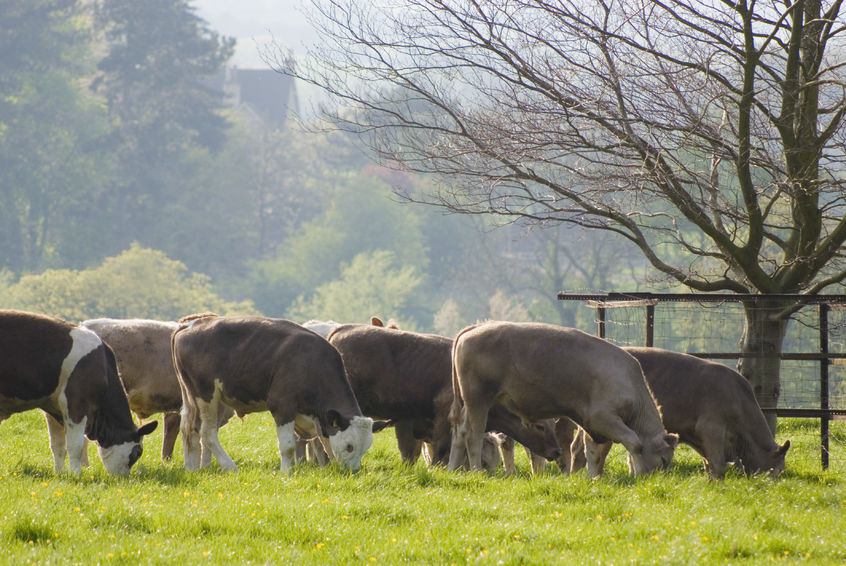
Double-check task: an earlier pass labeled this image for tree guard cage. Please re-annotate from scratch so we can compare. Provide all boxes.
[557,292,846,469]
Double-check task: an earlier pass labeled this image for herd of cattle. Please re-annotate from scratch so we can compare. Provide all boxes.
[0,309,790,480]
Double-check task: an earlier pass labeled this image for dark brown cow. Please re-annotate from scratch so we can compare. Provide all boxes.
[0,310,157,475]
[173,315,373,472]
[572,347,790,479]
[82,318,234,461]
[449,321,678,477]
[326,323,561,467]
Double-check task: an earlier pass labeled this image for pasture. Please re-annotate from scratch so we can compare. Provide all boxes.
[1,411,844,565]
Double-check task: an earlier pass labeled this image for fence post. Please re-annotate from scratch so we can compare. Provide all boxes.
[597,306,606,339]
[646,303,655,347]
[820,303,830,469]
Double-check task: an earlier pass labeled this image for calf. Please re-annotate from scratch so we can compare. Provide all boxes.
[172,315,373,472]
[326,323,561,467]
[81,318,235,461]
[573,347,790,479]
[0,310,156,475]
[449,321,677,477]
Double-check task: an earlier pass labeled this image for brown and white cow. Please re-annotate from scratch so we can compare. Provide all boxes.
[449,321,678,477]
[81,318,236,461]
[326,323,561,468]
[570,347,790,479]
[172,315,373,472]
[0,310,157,475]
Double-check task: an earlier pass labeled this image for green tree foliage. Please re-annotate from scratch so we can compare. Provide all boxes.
[245,173,429,316]
[0,243,257,321]
[91,0,235,251]
[285,250,421,328]
[432,298,465,337]
[0,0,114,273]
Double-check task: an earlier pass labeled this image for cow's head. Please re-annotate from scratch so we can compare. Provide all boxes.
[745,439,790,477]
[97,421,158,476]
[325,410,374,471]
[767,440,790,477]
[628,432,679,475]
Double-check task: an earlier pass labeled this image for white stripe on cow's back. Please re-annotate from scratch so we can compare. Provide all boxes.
[55,327,103,420]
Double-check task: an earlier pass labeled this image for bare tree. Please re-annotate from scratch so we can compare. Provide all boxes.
[275,0,846,430]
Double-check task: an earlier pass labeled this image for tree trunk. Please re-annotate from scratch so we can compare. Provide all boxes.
[737,300,790,435]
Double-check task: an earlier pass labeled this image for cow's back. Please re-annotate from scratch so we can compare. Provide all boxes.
[175,316,351,413]
[457,322,648,422]
[625,347,774,449]
[0,311,75,410]
[82,318,180,415]
[329,324,452,419]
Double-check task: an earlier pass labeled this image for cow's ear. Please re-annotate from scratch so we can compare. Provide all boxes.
[665,433,680,449]
[372,419,393,433]
[370,316,384,327]
[327,409,351,431]
[776,439,790,456]
[137,421,158,438]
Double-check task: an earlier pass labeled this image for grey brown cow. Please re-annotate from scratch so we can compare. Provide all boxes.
[570,347,790,479]
[173,315,373,472]
[449,321,678,477]
[0,310,157,475]
[326,323,561,467]
[81,318,236,461]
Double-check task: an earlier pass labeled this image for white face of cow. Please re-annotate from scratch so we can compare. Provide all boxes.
[97,441,143,476]
[327,416,374,471]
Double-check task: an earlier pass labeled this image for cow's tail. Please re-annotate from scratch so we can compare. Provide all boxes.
[170,323,197,437]
[448,324,479,429]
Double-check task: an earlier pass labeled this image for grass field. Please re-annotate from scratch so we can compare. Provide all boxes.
[1,411,844,565]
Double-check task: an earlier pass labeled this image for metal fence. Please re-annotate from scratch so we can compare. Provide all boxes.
[557,292,846,469]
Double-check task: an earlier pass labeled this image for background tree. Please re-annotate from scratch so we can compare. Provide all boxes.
[92,0,235,253]
[0,243,257,321]
[285,250,422,328]
[0,0,114,273]
[286,0,846,430]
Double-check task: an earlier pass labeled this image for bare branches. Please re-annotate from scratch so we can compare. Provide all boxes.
[275,0,846,294]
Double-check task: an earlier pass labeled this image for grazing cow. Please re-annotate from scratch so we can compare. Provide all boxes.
[326,323,561,467]
[0,310,157,475]
[449,321,678,477]
[173,315,373,472]
[571,347,790,479]
[81,318,235,461]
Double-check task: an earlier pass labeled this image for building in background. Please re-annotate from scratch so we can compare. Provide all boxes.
[209,67,298,130]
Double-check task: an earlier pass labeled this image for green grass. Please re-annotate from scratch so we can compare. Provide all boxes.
[1,412,844,565]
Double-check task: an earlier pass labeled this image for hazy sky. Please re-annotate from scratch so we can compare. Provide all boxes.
[194,0,318,68]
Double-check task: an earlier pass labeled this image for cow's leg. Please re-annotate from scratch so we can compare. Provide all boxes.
[428,413,452,466]
[585,411,643,477]
[583,435,613,479]
[554,418,578,473]
[307,439,329,465]
[64,418,88,475]
[276,421,297,473]
[45,413,67,473]
[197,396,236,471]
[500,436,516,475]
[295,438,307,463]
[458,402,490,471]
[178,381,203,471]
[570,429,587,473]
[161,412,181,461]
[697,424,729,479]
[528,446,547,476]
[394,420,423,464]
